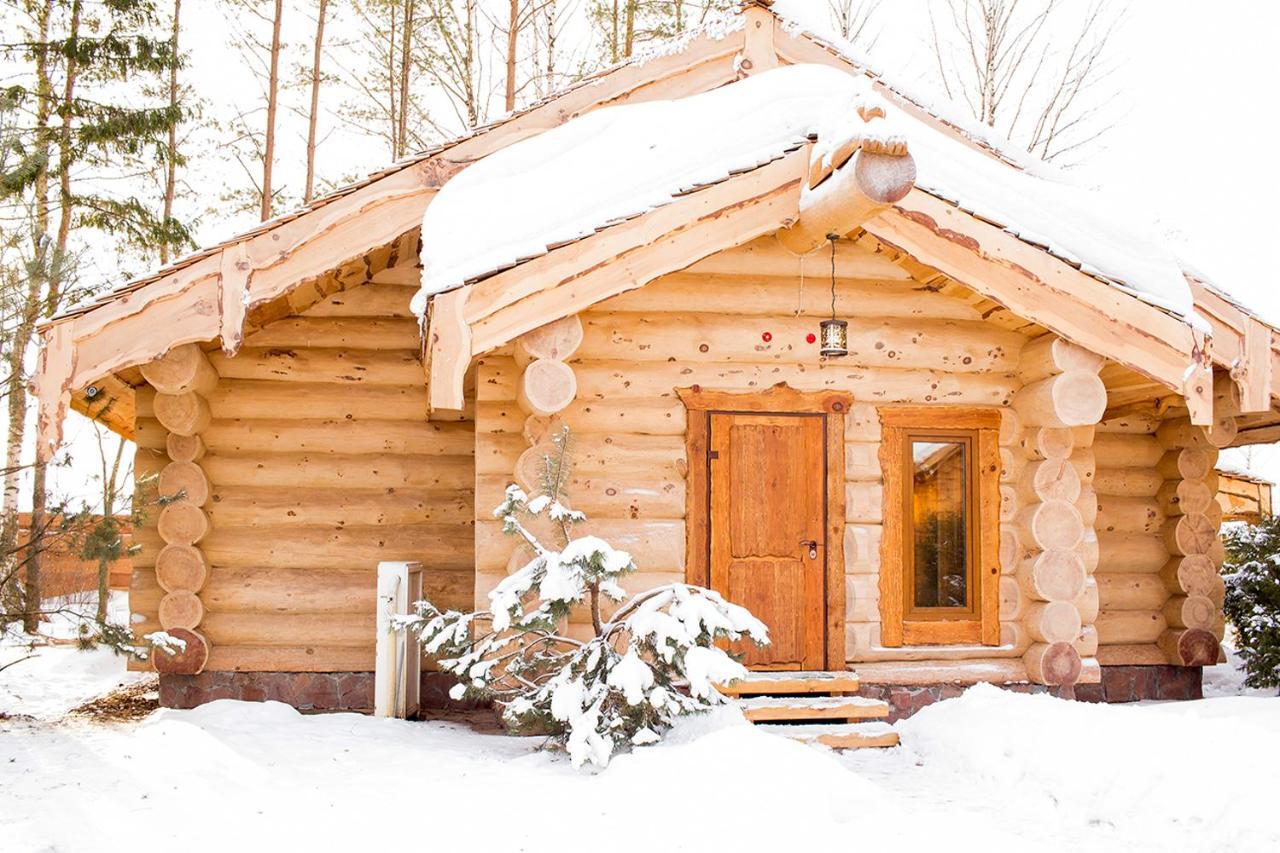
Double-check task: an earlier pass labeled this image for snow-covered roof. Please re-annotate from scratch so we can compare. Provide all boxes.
[416,63,1200,328]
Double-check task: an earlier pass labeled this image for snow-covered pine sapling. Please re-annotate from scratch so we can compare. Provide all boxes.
[1223,516,1280,691]
[399,426,770,767]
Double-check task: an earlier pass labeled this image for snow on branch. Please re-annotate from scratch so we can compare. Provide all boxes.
[398,427,769,768]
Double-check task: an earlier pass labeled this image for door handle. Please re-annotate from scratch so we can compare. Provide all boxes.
[800,539,819,559]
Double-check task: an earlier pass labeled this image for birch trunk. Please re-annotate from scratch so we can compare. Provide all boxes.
[161,0,181,262]
[261,0,283,221]
[304,0,327,204]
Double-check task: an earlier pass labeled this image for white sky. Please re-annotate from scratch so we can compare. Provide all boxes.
[18,0,1280,510]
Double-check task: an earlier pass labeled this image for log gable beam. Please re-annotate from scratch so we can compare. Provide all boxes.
[863,189,1216,424]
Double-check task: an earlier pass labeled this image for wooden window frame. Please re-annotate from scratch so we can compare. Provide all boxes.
[879,406,1001,647]
[678,383,850,670]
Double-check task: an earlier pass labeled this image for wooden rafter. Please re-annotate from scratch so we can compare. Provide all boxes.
[863,189,1214,422]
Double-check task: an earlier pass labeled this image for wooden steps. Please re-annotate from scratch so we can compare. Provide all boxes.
[756,721,901,749]
[719,671,900,750]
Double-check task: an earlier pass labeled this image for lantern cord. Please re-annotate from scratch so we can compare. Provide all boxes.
[829,236,837,320]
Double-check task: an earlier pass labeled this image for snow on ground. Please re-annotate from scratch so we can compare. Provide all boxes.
[1,626,1275,852]
[1,591,146,720]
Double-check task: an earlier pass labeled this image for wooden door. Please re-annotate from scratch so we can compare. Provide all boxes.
[709,412,826,670]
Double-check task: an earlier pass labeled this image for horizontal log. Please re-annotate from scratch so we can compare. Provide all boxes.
[1156,479,1215,517]
[199,524,473,571]
[554,397,687,436]
[140,343,219,396]
[153,391,211,437]
[201,611,375,647]
[1095,609,1167,644]
[155,544,209,593]
[209,347,423,385]
[1163,594,1218,630]
[1093,467,1162,497]
[1075,486,1097,528]
[1161,513,1218,556]
[597,275,973,321]
[1157,416,1238,450]
[1073,577,1099,623]
[1016,549,1086,602]
[850,659,1030,685]
[999,575,1026,620]
[1156,447,1216,482]
[476,471,684,521]
[204,644,375,672]
[845,481,883,524]
[207,380,429,421]
[207,487,474,527]
[1159,554,1218,596]
[1012,371,1106,428]
[1158,628,1218,667]
[166,433,206,463]
[1093,432,1163,469]
[1018,426,1074,461]
[1070,448,1095,485]
[199,453,473,490]
[303,283,416,318]
[518,358,577,417]
[151,628,208,675]
[201,418,473,456]
[158,461,210,507]
[243,317,419,349]
[1078,529,1099,574]
[1096,532,1167,574]
[1096,644,1166,664]
[1015,500,1083,551]
[1073,624,1099,657]
[844,523,881,574]
[578,311,1023,372]
[197,566,471,616]
[1018,335,1103,383]
[1018,458,1081,504]
[1096,572,1168,611]
[846,623,1029,662]
[571,360,1017,405]
[158,590,204,630]
[514,315,583,366]
[1096,495,1163,534]
[157,502,210,546]
[1024,600,1082,644]
[476,518,684,574]
[1023,642,1082,686]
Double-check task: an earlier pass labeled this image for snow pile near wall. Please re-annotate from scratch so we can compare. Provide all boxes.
[894,684,1280,850]
[417,64,1200,327]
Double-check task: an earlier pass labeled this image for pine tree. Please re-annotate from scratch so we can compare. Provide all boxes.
[1223,517,1280,690]
[0,0,186,632]
[401,427,769,768]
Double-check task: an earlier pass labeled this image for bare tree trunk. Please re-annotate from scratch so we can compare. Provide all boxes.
[504,0,519,112]
[161,0,181,263]
[623,0,635,59]
[261,0,283,221]
[1,2,54,609]
[23,0,82,633]
[304,0,327,204]
[397,0,414,157]
[95,429,125,626]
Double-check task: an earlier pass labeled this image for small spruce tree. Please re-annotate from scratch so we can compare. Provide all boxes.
[399,427,769,768]
[1222,516,1280,690]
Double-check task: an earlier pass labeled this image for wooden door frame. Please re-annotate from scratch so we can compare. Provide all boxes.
[677,382,850,671]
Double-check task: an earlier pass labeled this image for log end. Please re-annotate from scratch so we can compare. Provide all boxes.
[151,627,209,675]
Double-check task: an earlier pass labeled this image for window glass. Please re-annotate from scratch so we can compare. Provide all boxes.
[911,439,968,609]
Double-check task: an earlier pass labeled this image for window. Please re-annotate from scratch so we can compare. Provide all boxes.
[879,407,1001,646]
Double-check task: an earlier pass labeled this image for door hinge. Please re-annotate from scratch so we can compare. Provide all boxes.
[708,450,720,460]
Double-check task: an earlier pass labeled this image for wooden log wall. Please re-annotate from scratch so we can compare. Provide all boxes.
[1093,392,1233,667]
[471,236,1061,671]
[129,278,475,673]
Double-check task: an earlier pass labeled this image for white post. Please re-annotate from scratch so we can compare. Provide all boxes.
[374,561,423,719]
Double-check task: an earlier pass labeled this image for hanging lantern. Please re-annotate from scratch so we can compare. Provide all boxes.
[819,236,848,357]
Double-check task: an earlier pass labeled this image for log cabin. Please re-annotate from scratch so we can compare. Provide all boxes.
[30,1,1280,723]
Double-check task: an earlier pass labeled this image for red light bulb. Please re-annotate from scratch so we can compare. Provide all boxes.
[761,331,772,343]
[806,333,817,344]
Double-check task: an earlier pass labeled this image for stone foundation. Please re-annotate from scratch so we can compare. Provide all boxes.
[158,671,472,713]
[1072,665,1203,704]
[859,666,1202,721]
